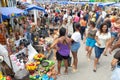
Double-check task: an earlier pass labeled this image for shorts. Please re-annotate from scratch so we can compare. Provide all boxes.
[71,42,80,52]
[95,46,105,58]
[86,37,96,48]
[56,51,69,61]
[111,32,118,38]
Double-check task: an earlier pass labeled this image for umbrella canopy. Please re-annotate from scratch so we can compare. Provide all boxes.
[25,4,46,13]
[0,7,27,21]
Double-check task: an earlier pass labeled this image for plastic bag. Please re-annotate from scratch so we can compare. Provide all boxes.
[111,66,120,80]
[14,69,29,80]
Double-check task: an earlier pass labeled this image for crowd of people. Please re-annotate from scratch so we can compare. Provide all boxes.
[0,2,120,79]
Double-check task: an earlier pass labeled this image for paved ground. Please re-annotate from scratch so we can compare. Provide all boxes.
[54,40,117,80]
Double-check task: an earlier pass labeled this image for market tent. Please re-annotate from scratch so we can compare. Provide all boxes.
[57,1,68,5]
[25,4,46,13]
[0,7,27,22]
[21,2,30,5]
[88,2,101,5]
[98,2,116,7]
[68,1,85,5]
[112,3,120,7]
[25,4,46,24]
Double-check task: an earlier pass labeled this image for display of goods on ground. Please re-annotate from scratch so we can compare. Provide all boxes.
[34,53,46,60]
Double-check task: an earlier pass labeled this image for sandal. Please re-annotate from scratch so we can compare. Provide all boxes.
[104,54,107,56]
[93,69,96,72]
[64,69,68,75]
[57,72,61,76]
[72,69,78,73]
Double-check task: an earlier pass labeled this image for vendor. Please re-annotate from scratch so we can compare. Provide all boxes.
[0,24,7,45]
[6,38,15,55]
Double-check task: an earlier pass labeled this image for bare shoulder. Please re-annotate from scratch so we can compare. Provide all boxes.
[65,37,71,43]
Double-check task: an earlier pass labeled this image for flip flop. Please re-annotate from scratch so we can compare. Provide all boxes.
[93,69,96,72]
[57,73,61,76]
[72,69,78,73]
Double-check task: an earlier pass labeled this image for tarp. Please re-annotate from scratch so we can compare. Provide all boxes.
[112,3,120,7]
[57,1,68,5]
[25,4,46,13]
[0,7,27,21]
[98,2,116,7]
[88,2,101,5]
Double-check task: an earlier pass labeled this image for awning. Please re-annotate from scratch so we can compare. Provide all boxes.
[98,2,116,7]
[112,3,120,8]
[0,7,27,22]
[25,4,46,13]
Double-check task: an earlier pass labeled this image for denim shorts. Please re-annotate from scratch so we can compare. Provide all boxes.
[111,32,118,38]
[95,46,105,58]
[71,42,80,52]
[86,37,96,48]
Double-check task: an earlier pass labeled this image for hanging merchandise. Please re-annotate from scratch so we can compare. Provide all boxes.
[0,7,27,22]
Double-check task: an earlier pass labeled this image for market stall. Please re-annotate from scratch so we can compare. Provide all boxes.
[0,36,56,80]
[0,7,27,22]
[10,43,38,73]
[25,4,45,12]
[25,4,46,24]
[98,2,116,8]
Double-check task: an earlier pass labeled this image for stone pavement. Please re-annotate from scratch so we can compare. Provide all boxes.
[55,40,117,80]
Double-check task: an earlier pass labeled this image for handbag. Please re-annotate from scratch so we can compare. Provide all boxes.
[68,56,72,67]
